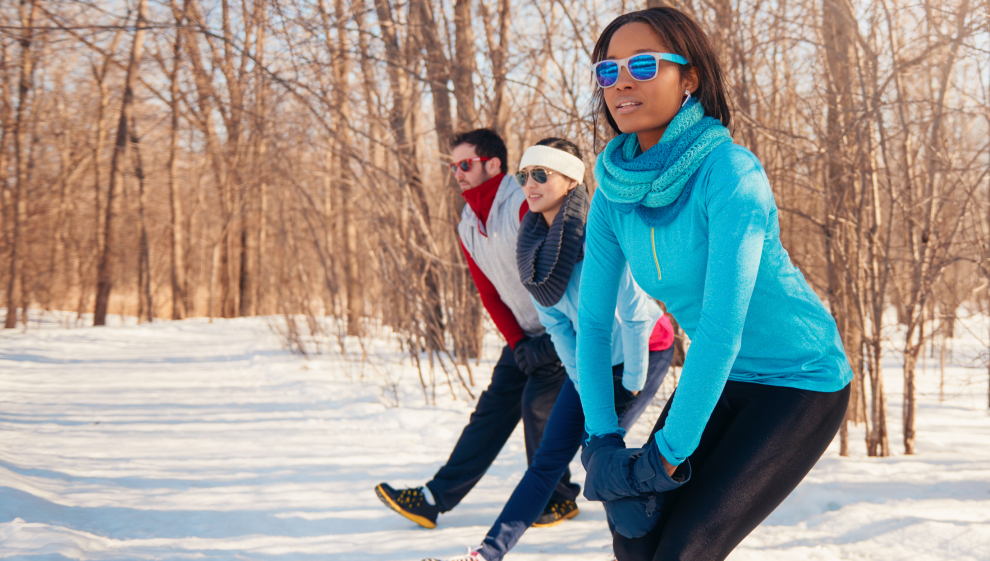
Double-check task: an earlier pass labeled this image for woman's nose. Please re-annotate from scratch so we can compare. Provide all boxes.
[614,67,636,89]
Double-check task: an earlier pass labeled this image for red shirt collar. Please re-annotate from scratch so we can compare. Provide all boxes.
[461,173,505,227]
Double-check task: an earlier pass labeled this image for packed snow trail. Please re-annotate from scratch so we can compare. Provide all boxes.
[1,314,989,560]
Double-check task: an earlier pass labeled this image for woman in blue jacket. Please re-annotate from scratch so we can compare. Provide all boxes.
[576,8,852,561]
[428,137,675,561]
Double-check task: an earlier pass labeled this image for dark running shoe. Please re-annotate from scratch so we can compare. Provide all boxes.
[422,546,488,561]
[532,499,579,527]
[375,483,439,529]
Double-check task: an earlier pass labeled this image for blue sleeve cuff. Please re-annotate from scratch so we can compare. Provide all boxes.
[654,430,685,467]
[621,373,646,392]
[585,426,626,446]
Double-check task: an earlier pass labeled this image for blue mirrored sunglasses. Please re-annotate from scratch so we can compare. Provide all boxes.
[592,53,689,88]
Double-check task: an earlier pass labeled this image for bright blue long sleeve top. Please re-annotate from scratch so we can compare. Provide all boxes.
[533,259,662,392]
[577,142,852,466]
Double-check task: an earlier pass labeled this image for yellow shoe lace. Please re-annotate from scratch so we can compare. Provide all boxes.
[397,488,424,508]
[550,501,575,517]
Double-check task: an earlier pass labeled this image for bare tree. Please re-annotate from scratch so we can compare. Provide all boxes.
[895,0,974,454]
[130,118,153,323]
[94,0,149,326]
[167,8,188,320]
[5,0,39,329]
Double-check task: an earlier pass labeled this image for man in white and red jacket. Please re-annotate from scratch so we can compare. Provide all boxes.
[375,129,579,529]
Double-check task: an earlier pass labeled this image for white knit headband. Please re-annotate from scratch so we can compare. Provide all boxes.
[518,145,586,182]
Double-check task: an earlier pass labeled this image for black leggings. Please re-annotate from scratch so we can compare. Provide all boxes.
[614,381,850,561]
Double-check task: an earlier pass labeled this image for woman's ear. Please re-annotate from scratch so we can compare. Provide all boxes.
[567,179,579,191]
[684,67,700,95]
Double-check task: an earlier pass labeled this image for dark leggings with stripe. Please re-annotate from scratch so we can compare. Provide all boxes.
[614,381,850,561]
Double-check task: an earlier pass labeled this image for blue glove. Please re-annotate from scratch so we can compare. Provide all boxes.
[581,434,692,539]
[581,433,639,501]
[603,494,665,539]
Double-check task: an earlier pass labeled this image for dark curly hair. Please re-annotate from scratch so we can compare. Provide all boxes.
[450,128,508,174]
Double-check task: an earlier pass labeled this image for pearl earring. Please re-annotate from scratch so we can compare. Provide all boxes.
[681,89,692,108]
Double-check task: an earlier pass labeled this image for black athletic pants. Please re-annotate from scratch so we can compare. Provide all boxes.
[614,381,850,561]
[426,344,578,513]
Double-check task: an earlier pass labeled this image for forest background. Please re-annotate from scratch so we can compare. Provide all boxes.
[0,0,988,459]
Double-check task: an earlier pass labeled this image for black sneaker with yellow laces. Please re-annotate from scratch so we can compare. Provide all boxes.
[375,483,440,529]
[531,499,579,527]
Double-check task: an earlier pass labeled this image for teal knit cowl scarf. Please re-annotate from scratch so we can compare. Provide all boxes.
[594,99,732,227]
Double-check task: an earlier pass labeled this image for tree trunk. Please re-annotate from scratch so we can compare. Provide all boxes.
[208,241,220,321]
[46,99,83,312]
[866,340,890,456]
[339,0,362,336]
[319,0,362,335]
[449,0,483,358]
[94,0,149,325]
[168,12,187,320]
[902,319,923,454]
[239,11,267,318]
[0,50,9,308]
[821,0,863,454]
[131,119,153,323]
[903,348,918,454]
[899,0,969,454]
[479,0,511,134]
[452,0,477,129]
[374,0,444,350]
[216,0,249,320]
[175,0,233,317]
[417,0,455,151]
[418,0,487,357]
[5,0,38,329]
[939,328,947,402]
[85,29,127,321]
[257,179,268,314]
[238,225,256,316]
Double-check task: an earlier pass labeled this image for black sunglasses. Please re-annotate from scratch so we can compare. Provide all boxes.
[515,168,556,186]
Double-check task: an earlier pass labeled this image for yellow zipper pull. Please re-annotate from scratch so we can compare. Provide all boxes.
[651,227,661,281]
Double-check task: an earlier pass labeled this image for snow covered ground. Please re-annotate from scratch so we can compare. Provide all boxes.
[1,311,989,561]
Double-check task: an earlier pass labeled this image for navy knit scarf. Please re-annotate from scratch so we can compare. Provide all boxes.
[517,184,589,307]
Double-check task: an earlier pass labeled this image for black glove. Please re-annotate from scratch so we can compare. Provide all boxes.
[512,333,559,376]
[613,373,637,415]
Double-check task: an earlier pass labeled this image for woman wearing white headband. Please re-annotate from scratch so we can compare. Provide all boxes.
[426,138,675,561]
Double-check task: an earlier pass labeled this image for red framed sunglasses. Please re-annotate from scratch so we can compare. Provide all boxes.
[449,157,491,174]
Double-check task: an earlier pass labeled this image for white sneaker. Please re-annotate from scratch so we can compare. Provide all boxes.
[423,546,488,561]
